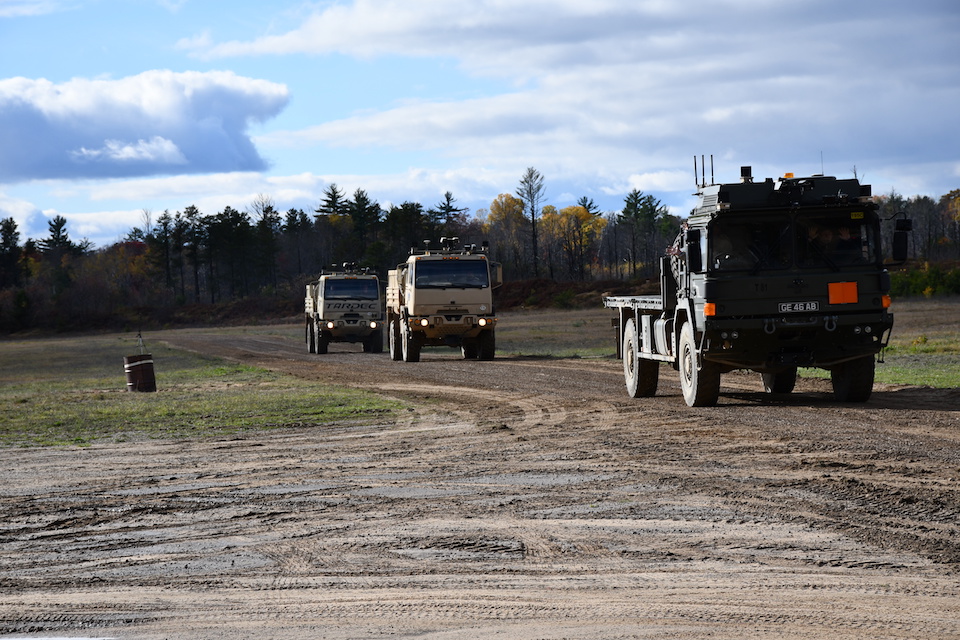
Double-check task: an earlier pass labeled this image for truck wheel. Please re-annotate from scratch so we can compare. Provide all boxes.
[388,320,402,361]
[761,367,797,394]
[306,319,316,354]
[316,324,329,355]
[401,327,421,362]
[370,329,384,353]
[830,357,875,402]
[623,318,658,397]
[477,330,495,361]
[461,339,479,359]
[679,322,720,407]
[362,330,382,353]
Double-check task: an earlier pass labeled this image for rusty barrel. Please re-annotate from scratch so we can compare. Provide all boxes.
[124,354,156,392]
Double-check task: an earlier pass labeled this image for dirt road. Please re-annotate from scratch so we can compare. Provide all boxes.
[2,323,960,639]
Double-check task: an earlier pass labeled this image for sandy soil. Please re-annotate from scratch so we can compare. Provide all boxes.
[2,311,960,639]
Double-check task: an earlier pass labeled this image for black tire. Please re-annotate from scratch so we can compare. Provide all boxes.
[316,323,329,355]
[461,339,479,359]
[679,322,720,407]
[761,367,797,394]
[477,330,495,361]
[401,326,421,362]
[831,356,875,402]
[362,330,383,353]
[389,319,402,361]
[306,319,316,354]
[623,318,658,397]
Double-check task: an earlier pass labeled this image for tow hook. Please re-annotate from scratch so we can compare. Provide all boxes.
[824,315,838,332]
[763,318,776,335]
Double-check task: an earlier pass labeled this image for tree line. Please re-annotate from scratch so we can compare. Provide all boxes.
[1,170,958,332]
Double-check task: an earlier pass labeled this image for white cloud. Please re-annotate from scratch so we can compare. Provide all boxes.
[237,0,960,202]
[72,136,188,165]
[0,0,60,18]
[0,70,290,182]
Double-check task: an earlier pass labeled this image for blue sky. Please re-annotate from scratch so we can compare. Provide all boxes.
[2,0,958,248]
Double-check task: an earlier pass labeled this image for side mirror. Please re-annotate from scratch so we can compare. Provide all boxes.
[685,229,703,272]
[490,262,503,289]
[892,230,909,262]
[891,217,912,263]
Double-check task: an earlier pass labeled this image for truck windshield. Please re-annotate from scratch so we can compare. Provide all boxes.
[414,259,490,288]
[710,216,791,272]
[796,211,878,268]
[323,278,380,300]
[709,210,879,272]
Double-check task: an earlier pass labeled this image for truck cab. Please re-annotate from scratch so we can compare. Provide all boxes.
[305,267,383,354]
[386,238,502,362]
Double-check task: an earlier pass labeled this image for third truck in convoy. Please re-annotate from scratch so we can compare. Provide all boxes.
[305,265,384,354]
[605,163,911,406]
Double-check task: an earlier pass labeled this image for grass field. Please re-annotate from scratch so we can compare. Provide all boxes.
[0,333,404,448]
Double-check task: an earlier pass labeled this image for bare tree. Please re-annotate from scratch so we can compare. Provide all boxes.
[247,193,276,223]
[516,167,546,276]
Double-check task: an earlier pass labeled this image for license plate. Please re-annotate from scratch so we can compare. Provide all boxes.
[779,301,819,313]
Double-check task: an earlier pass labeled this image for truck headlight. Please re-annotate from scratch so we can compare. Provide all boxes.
[325,321,335,330]
[369,321,378,329]
[419,318,429,327]
[478,318,488,327]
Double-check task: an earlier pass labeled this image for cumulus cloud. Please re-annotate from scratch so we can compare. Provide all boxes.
[0,70,290,183]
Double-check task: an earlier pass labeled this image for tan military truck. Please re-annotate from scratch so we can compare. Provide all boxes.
[386,237,502,362]
[305,265,383,354]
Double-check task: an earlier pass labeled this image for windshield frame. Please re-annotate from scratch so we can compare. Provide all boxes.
[707,209,881,274]
[413,258,490,289]
[322,277,380,300]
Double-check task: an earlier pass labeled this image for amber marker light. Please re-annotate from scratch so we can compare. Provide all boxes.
[704,302,717,316]
[882,295,892,308]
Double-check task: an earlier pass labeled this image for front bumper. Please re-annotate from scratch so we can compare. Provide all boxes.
[703,310,892,370]
[407,315,497,344]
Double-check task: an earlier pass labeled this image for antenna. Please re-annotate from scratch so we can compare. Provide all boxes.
[710,154,714,186]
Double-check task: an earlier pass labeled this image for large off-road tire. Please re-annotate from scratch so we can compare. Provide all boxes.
[401,326,421,362]
[679,322,720,407]
[316,324,329,355]
[388,319,402,361]
[461,339,479,359]
[761,367,797,394]
[622,318,658,398]
[363,330,383,353]
[831,356,875,402]
[306,319,316,354]
[477,330,496,361]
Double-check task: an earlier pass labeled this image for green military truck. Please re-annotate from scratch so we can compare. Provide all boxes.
[305,266,384,354]
[386,237,502,362]
[605,164,911,406]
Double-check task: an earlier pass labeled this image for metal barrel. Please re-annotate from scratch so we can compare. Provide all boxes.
[123,354,156,392]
